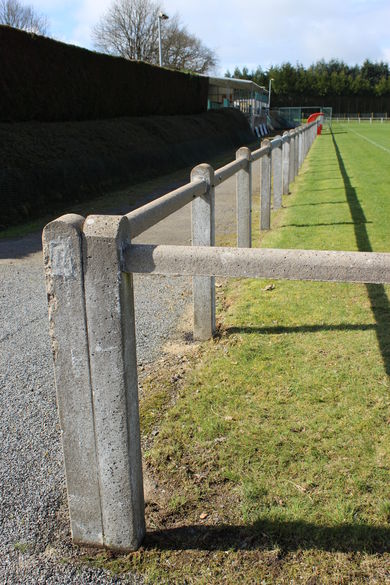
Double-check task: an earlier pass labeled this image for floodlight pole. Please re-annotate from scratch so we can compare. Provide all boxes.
[268,77,274,109]
[158,13,169,67]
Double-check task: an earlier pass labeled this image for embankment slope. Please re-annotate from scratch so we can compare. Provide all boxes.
[1,109,254,229]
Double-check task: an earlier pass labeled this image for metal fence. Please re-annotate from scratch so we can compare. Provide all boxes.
[275,106,333,129]
[333,115,389,123]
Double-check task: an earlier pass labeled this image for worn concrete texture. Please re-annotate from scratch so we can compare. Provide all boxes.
[124,244,390,285]
[83,215,145,550]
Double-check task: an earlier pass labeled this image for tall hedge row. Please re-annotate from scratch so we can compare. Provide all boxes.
[0,26,209,122]
[0,110,254,228]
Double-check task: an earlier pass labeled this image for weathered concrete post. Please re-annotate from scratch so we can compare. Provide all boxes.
[43,214,105,548]
[236,146,252,248]
[289,129,296,185]
[82,214,145,551]
[272,136,283,209]
[191,164,216,340]
[260,139,272,230]
[295,128,300,176]
[282,131,290,195]
[298,127,304,169]
[306,125,310,156]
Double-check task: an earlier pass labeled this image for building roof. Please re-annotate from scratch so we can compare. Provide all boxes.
[207,75,267,94]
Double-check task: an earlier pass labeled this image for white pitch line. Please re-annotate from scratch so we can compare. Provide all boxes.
[349,128,390,154]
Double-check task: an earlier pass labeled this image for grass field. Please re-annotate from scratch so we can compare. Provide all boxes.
[84,123,390,583]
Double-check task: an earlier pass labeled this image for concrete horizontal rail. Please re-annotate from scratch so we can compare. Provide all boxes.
[215,157,247,184]
[123,244,390,284]
[126,179,206,237]
[271,136,283,149]
[251,144,270,162]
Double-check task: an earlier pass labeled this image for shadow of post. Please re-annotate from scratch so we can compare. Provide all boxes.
[331,131,390,375]
[144,519,390,553]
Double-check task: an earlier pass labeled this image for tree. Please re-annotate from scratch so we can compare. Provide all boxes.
[92,0,217,73]
[162,16,216,74]
[0,0,48,34]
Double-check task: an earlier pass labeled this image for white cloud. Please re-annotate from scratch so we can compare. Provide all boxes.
[28,0,390,70]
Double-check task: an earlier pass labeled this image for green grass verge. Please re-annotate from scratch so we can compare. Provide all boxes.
[82,123,390,583]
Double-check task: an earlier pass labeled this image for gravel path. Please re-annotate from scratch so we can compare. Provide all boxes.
[0,252,191,584]
[0,166,257,583]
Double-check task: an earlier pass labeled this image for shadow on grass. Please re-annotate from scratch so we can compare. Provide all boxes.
[226,323,376,336]
[323,130,348,135]
[280,221,372,228]
[147,134,390,558]
[287,199,347,207]
[145,519,390,553]
[331,131,390,375]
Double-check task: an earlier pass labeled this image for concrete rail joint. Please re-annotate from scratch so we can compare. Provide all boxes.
[251,143,271,162]
[126,178,207,238]
[191,164,216,341]
[270,136,283,149]
[236,146,252,249]
[215,157,247,184]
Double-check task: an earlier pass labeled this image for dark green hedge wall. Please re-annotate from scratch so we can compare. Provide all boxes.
[0,26,208,122]
[0,110,254,228]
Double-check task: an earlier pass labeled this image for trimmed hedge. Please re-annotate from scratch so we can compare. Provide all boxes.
[0,109,254,228]
[0,26,208,122]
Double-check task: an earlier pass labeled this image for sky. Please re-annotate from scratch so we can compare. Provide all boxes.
[27,0,390,75]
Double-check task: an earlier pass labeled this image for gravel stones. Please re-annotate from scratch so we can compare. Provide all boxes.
[0,253,190,584]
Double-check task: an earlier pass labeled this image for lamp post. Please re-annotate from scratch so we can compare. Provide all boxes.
[268,77,274,109]
[158,12,169,67]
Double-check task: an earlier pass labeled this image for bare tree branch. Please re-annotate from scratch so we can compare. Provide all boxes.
[92,0,217,74]
[0,0,48,34]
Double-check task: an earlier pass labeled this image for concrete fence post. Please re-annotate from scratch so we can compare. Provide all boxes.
[82,214,145,551]
[305,127,308,157]
[307,126,310,155]
[295,129,300,176]
[272,137,283,209]
[191,164,216,340]
[260,139,272,230]
[43,214,105,548]
[282,131,290,195]
[289,129,295,185]
[236,146,252,248]
[298,128,303,169]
